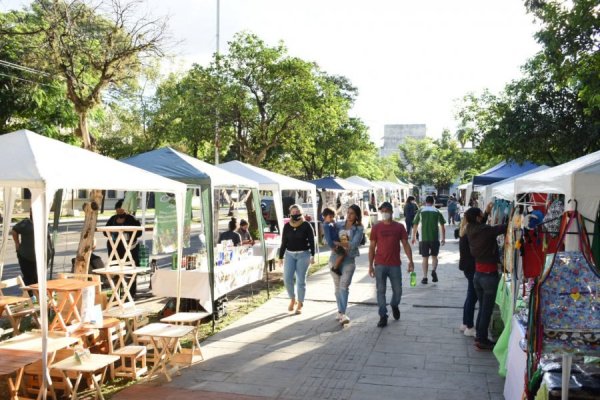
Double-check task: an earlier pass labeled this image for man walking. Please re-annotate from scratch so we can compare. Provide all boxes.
[412,195,446,284]
[368,202,415,328]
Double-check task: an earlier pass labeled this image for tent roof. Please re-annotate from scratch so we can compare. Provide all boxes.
[486,165,549,201]
[122,147,258,188]
[473,161,540,186]
[218,160,315,191]
[346,176,384,189]
[514,150,600,195]
[309,176,368,191]
[0,130,186,194]
[374,180,404,190]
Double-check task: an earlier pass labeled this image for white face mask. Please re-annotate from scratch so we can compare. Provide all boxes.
[381,212,392,220]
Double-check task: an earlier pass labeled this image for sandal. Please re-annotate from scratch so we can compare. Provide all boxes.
[288,298,296,312]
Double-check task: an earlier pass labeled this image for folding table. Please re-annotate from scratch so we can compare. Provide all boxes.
[51,354,119,400]
[0,348,41,400]
[132,323,193,382]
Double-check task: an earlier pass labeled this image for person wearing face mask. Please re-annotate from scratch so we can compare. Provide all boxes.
[465,202,506,350]
[236,219,255,246]
[368,202,415,328]
[411,195,446,285]
[278,204,316,314]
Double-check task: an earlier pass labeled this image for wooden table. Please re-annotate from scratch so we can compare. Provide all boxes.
[160,312,210,365]
[132,323,194,382]
[0,332,80,399]
[102,307,149,344]
[93,267,140,311]
[96,226,143,268]
[0,348,41,400]
[29,279,99,332]
[51,354,119,400]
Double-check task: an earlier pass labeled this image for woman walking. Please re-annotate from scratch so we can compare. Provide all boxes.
[458,218,477,337]
[403,196,418,239]
[278,204,316,314]
[329,204,364,325]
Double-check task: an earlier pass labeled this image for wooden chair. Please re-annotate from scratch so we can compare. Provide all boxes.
[107,321,147,380]
[0,276,40,335]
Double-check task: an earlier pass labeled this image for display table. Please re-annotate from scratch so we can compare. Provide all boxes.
[0,348,41,400]
[504,315,528,400]
[96,226,143,268]
[132,323,194,381]
[93,267,142,311]
[151,255,264,313]
[160,312,210,365]
[29,279,99,332]
[51,354,119,400]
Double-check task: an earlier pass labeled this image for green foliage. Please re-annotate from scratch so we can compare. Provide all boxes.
[455,0,600,166]
[398,130,480,191]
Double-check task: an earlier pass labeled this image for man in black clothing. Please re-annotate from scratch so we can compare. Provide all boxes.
[105,199,142,296]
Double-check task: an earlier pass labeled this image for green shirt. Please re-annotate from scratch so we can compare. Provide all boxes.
[413,206,445,242]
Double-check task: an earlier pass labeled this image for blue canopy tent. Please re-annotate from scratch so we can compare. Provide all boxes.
[472,161,540,186]
[121,147,265,323]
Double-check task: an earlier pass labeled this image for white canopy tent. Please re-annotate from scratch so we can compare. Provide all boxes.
[514,150,600,246]
[482,165,549,205]
[346,176,385,207]
[0,130,187,398]
[218,160,318,239]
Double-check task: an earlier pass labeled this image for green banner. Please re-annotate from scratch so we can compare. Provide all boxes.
[153,190,193,254]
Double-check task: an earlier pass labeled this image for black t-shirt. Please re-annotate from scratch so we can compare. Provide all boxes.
[218,230,242,246]
[279,221,315,259]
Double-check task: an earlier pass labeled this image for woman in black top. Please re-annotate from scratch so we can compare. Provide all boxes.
[458,217,477,337]
[278,204,315,314]
[218,217,242,246]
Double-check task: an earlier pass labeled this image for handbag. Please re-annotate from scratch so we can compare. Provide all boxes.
[538,211,600,342]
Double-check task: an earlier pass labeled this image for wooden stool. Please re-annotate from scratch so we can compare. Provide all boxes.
[107,322,147,380]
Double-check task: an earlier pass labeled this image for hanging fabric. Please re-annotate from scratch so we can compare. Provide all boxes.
[542,198,564,239]
[592,201,600,266]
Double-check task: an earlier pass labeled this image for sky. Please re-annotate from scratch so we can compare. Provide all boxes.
[1,0,541,146]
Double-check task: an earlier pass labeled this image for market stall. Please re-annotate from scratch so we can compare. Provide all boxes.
[121,148,266,317]
[499,151,600,400]
[218,160,318,244]
[0,130,187,399]
[481,165,549,206]
[309,176,369,218]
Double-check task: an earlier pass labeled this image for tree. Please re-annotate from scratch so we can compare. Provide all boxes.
[454,0,600,165]
[2,0,168,273]
[398,131,478,193]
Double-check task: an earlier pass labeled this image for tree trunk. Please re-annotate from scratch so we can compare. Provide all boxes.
[244,192,258,237]
[73,189,103,274]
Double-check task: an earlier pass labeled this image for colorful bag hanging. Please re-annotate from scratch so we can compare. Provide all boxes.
[542,199,564,239]
[538,211,600,342]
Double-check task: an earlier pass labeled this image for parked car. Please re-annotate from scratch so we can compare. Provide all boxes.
[435,194,449,208]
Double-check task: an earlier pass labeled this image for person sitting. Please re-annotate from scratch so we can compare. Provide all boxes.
[236,219,255,246]
[218,217,242,246]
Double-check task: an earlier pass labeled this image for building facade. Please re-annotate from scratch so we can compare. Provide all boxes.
[379,124,426,158]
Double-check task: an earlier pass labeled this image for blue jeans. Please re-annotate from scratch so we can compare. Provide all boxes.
[405,219,413,238]
[330,255,356,314]
[375,265,403,318]
[283,250,311,302]
[463,270,478,328]
[473,271,500,341]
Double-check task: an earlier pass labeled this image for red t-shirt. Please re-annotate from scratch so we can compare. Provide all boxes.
[370,221,408,266]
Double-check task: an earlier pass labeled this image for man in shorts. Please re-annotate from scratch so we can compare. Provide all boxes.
[412,196,446,284]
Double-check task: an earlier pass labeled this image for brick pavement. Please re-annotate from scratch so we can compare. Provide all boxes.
[114,226,505,400]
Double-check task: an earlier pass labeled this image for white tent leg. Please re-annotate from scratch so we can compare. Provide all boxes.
[0,187,16,278]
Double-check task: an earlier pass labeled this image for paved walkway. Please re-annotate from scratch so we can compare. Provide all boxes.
[114,227,505,400]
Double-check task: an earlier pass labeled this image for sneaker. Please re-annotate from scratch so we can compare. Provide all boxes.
[335,312,342,321]
[377,316,388,328]
[464,327,476,337]
[392,306,400,320]
[421,277,428,284]
[431,270,438,282]
[459,324,468,332]
[475,339,496,351]
[340,314,350,325]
